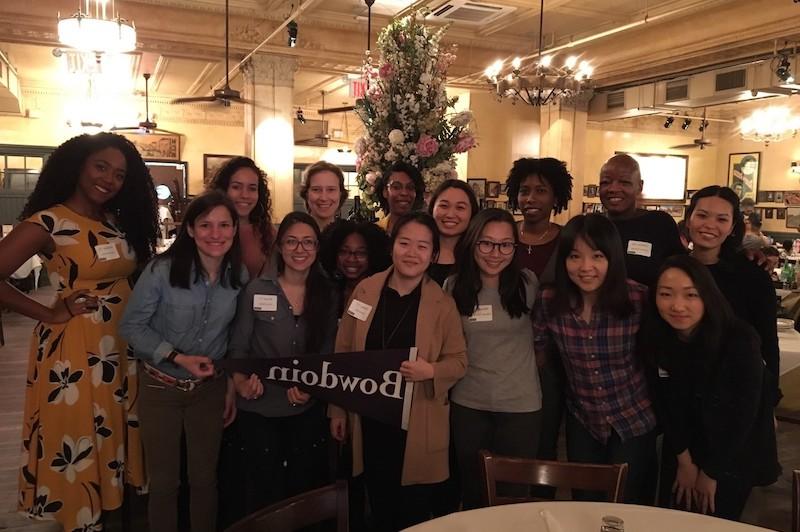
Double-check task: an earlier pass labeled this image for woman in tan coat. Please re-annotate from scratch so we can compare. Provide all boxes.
[330,212,467,532]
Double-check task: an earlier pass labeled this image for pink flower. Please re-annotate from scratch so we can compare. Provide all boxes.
[365,172,377,185]
[379,63,394,80]
[454,134,476,153]
[416,134,439,158]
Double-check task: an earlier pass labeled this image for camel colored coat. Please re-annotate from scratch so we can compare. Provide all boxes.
[329,268,467,485]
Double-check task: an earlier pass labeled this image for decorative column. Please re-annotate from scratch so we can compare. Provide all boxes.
[539,96,590,224]
[242,54,298,220]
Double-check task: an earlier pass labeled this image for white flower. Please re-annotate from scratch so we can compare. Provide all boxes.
[449,111,473,127]
[48,360,82,406]
[74,506,102,531]
[420,72,432,85]
[50,435,94,483]
[354,137,367,155]
[388,129,405,145]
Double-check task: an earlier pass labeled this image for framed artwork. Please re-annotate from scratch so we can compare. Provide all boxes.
[123,133,181,161]
[486,181,501,198]
[783,191,800,205]
[583,203,593,213]
[777,208,786,220]
[659,205,685,218]
[775,191,784,203]
[787,207,800,228]
[467,178,487,200]
[686,190,698,200]
[485,199,497,208]
[203,154,237,185]
[727,152,760,202]
[766,191,775,202]
[765,208,774,219]
[587,184,598,198]
[757,191,768,203]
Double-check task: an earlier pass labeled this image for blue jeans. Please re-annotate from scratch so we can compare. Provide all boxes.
[565,411,656,504]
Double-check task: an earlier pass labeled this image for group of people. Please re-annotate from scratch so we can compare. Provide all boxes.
[0,132,781,532]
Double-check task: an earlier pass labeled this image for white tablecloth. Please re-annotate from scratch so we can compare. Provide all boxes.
[404,502,772,532]
[779,327,800,375]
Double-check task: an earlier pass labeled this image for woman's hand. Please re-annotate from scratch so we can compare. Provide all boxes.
[174,354,215,379]
[223,377,237,427]
[49,290,98,323]
[287,386,311,406]
[672,458,699,511]
[400,359,434,381]
[693,470,717,515]
[233,373,263,400]
[330,418,346,442]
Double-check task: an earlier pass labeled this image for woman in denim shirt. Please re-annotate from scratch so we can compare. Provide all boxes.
[228,211,339,518]
[120,191,245,532]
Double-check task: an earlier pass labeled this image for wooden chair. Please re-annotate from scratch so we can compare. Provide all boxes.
[225,481,348,532]
[793,469,799,532]
[479,449,628,506]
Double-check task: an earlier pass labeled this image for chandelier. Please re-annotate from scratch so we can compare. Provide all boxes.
[484,0,593,106]
[58,0,137,55]
[740,106,800,145]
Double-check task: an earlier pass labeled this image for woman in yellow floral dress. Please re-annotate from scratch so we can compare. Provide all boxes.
[0,133,158,531]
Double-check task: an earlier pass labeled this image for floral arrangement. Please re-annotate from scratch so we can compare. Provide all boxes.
[353,11,477,213]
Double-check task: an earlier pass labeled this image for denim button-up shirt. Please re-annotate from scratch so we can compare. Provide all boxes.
[120,257,246,380]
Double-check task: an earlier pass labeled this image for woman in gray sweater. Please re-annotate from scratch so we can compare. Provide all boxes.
[444,208,542,509]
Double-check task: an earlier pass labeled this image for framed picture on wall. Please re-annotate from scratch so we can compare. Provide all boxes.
[757,191,768,203]
[775,191,784,203]
[727,152,760,202]
[786,207,800,228]
[783,191,800,205]
[766,191,775,203]
[777,208,786,220]
[467,178,487,200]
[765,208,774,219]
[123,133,181,161]
[203,154,237,185]
[486,181,501,198]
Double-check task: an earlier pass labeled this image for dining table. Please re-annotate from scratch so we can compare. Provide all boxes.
[778,326,800,422]
[403,501,774,532]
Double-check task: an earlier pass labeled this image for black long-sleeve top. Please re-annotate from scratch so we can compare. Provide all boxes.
[655,322,780,484]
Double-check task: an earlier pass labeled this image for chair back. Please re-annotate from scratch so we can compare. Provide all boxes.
[793,469,799,532]
[479,449,628,506]
[225,481,348,532]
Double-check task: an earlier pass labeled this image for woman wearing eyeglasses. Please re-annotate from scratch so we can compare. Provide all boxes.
[443,208,541,509]
[227,211,339,516]
[375,162,425,235]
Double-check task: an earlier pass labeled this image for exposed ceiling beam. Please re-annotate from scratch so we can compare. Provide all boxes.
[294,74,341,103]
[187,61,220,95]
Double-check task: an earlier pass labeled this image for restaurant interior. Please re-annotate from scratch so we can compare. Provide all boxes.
[0,0,799,530]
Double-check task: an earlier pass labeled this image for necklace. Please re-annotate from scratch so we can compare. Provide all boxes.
[519,222,552,255]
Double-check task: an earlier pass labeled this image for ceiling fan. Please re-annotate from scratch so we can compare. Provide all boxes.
[111,73,181,135]
[296,91,353,145]
[670,108,713,150]
[171,0,253,107]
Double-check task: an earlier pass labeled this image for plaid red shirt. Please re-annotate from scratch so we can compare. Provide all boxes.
[532,280,656,443]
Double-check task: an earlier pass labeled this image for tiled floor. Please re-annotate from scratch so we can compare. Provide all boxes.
[0,286,798,530]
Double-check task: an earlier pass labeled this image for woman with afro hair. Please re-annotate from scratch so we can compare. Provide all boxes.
[0,133,158,530]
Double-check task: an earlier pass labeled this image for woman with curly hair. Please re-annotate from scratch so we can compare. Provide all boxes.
[208,156,274,278]
[299,161,349,231]
[0,132,158,530]
[374,161,426,235]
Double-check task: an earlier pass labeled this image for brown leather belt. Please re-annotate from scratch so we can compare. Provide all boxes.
[142,362,219,392]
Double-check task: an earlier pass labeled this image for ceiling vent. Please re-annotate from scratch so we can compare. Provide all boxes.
[606,90,625,109]
[429,0,515,25]
[715,68,747,92]
[665,79,689,102]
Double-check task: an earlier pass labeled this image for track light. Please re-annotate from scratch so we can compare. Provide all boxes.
[776,54,793,83]
[663,116,674,128]
[296,107,305,124]
[698,120,709,132]
[681,118,692,130]
[287,20,298,47]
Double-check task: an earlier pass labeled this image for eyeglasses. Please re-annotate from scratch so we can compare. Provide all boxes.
[477,240,516,255]
[388,181,416,193]
[338,249,368,260]
[282,238,318,251]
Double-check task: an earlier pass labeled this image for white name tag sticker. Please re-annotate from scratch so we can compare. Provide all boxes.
[627,240,653,257]
[658,367,670,378]
[347,299,373,321]
[95,243,120,261]
[1,224,13,237]
[468,304,493,323]
[253,294,278,312]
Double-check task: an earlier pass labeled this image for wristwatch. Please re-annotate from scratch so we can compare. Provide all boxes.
[165,350,180,365]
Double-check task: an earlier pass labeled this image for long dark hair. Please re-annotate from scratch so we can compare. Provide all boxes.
[641,254,744,371]
[450,208,530,318]
[319,219,390,279]
[427,179,480,220]
[275,211,336,354]
[505,157,573,214]
[208,156,274,256]
[391,212,441,264]
[552,214,633,316]
[20,132,158,267]
[156,191,243,289]
[685,185,744,259]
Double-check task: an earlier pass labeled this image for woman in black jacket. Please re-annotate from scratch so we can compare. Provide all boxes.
[641,254,779,521]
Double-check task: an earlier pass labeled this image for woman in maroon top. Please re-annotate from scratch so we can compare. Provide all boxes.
[208,157,274,279]
[505,157,573,284]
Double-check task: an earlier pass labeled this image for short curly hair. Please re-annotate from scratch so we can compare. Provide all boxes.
[505,157,573,214]
[319,219,391,279]
[374,161,425,214]
[299,160,349,211]
[20,132,158,267]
